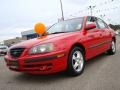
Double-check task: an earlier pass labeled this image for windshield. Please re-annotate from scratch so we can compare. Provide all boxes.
[47,17,84,34]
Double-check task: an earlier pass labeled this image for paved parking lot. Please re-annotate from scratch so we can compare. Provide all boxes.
[0,36,120,90]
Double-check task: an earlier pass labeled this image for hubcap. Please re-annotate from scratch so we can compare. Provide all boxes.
[112,41,116,53]
[72,51,84,72]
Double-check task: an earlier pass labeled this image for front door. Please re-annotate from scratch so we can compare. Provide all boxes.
[83,16,103,60]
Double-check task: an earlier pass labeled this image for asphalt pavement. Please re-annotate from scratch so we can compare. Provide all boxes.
[0,36,120,90]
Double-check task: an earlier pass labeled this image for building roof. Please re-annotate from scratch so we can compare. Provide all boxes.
[21,26,50,36]
[21,30,35,36]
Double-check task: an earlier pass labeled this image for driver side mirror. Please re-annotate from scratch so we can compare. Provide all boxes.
[85,23,96,30]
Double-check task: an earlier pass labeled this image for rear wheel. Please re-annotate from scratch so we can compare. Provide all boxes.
[107,40,116,55]
[67,47,85,76]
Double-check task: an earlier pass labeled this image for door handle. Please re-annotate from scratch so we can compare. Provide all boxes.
[88,35,94,38]
[100,34,102,36]
[94,30,99,32]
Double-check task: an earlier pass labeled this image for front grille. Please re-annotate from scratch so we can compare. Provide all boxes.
[8,61,19,66]
[10,48,25,58]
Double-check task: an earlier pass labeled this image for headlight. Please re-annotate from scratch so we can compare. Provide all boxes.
[29,43,54,54]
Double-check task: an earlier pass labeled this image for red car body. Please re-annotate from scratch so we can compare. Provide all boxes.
[4,16,116,75]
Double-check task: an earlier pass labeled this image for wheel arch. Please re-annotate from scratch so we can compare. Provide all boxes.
[112,36,116,43]
[69,43,86,56]
[67,42,86,76]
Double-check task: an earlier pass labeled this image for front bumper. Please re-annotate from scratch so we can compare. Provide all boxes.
[4,51,68,74]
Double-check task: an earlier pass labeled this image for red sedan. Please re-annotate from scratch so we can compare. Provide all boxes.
[4,16,116,76]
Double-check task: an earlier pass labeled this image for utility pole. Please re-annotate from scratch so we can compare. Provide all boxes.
[88,6,96,16]
[60,0,64,21]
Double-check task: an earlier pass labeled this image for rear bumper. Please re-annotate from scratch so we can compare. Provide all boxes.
[4,51,68,74]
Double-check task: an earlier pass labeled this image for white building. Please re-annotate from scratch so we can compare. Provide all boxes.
[21,30,39,40]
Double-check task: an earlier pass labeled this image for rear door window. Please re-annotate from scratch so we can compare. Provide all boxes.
[97,18,107,29]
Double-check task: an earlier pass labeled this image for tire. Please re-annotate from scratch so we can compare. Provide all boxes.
[107,40,116,55]
[67,47,85,76]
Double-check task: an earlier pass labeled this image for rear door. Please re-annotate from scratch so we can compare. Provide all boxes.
[96,18,111,52]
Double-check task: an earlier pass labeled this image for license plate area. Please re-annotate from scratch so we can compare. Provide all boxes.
[8,61,19,68]
[9,66,18,69]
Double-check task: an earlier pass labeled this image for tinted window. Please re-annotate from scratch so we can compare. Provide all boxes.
[103,21,108,28]
[97,18,106,29]
[47,18,84,34]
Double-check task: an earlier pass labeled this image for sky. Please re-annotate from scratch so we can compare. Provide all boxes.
[0,0,120,42]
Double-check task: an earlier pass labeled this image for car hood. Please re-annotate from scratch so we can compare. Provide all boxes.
[10,32,79,49]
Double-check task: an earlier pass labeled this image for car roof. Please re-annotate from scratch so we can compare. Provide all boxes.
[61,16,100,22]
[64,16,88,21]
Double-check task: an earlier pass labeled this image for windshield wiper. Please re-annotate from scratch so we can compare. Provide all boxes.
[49,31,67,34]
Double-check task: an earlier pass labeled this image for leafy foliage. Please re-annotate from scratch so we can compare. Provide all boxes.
[109,24,120,31]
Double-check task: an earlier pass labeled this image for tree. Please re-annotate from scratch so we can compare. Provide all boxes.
[109,24,120,31]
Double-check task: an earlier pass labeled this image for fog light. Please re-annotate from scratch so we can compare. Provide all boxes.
[9,66,18,69]
[39,66,47,71]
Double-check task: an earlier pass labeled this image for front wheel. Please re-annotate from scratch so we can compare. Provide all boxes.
[67,47,85,76]
[107,40,116,55]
